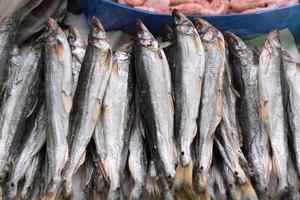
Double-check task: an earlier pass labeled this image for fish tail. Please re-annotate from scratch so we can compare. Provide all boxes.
[174,162,193,190]
[145,177,160,197]
[240,180,258,200]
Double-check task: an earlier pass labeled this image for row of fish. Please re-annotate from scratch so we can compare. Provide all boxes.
[0,4,299,199]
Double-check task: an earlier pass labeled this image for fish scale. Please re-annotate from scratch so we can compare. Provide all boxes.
[44,18,72,195]
[134,19,176,186]
[258,30,288,197]
[62,16,112,197]
[193,18,225,192]
[0,43,42,183]
[172,10,205,167]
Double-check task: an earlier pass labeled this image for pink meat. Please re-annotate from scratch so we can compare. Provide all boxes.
[125,0,146,6]
[143,0,170,10]
[229,0,267,12]
[170,0,195,6]
[170,3,203,14]
[135,5,170,13]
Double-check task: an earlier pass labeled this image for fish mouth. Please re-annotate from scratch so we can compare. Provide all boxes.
[194,18,212,35]
[136,19,154,41]
[91,16,105,33]
[47,18,63,34]
[136,19,148,34]
[265,29,281,49]
[225,31,240,44]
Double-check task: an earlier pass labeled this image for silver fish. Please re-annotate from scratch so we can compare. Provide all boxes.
[20,151,43,199]
[214,57,248,185]
[226,32,271,195]
[282,52,300,177]
[94,42,134,199]
[258,30,288,195]
[161,24,176,87]
[193,18,225,192]
[0,42,42,181]
[128,113,148,200]
[0,0,44,79]
[7,105,45,199]
[134,19,176,183]
[68,25,86,97]
[44,18,72,195]
[172,10,205,167]
[16,0,67,45]
[62,16,112,197]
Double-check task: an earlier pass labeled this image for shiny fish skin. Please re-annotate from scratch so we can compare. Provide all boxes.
[44,18,72,194]
[128,112,148,200]
[172,10,205,167]
[94,42,134,199]
[258,30,288,195]
[16,0,67,45]
[0,16,20,82]
[7,105,46,199]
[62,16,112,197]
[161,25,176,87]
[20,151,43,199]
[68,25,86,97]
[226,32,271,194]
[282,52,300,177]
[0,43,42,181]
[134,20,176,183]
[215,57,247,185]
[193,18,225,192]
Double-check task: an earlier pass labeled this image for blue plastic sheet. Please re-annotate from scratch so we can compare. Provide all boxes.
[77,0,300,41]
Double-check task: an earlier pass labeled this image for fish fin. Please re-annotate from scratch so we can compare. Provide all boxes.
[174,162,193,191]
[261,100,269,125]
[99,160,110,184]
[93,99,102,121]
[112,62,120,77]
[157,49,163,59]
[159,41,173,49]
[240,180,258,200]
[26,99,38,118]
[138,119,145,139]
[198,77,203,97]
[41,191,57,200]
[192,125,198,139]
[105,50,113,67]
[194,34,204,54]
[55,40,65,62]
[146,177,160,196]
[62,92,73,114]
[75,151,86,172]
[230,86,240,98]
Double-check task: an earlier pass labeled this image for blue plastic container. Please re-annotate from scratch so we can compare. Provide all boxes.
[77,0,300,41]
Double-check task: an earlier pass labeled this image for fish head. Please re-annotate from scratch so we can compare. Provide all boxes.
[136,19,159,48]
[225,32,247,52]
[172,9,195,35]
[195,18,219,42]
[161,25,174,42]
[6,181,18,199]
[115,42,133,62]
[264,30,281,56]
[46,18,67,46]
[68,25,85,49]
[89,16,110,51]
